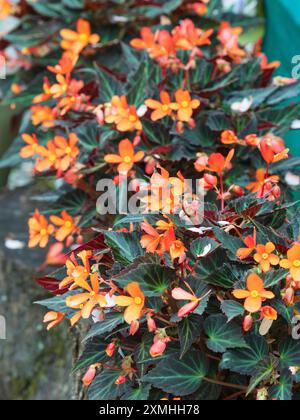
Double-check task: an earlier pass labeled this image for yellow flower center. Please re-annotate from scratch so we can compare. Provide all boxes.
[123,156,132,164]
[41,229,48,236]
[79,304,84,309]
[293,260,300,268]
[129,115,137,123]
[65,147,72,154]
[162,104,169,112]
[165,198,173,205]
[49,154,56,162]
[181,101,189,108]
[90,291,96,297]
[79,33,89,43]
[134,297,142,305]
[262,253,269,260]
[65,221,72,228]
[251,290,259,298]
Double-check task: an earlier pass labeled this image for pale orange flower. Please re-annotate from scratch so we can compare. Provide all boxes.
[115,283,145,325]
[60,251,92,290]
[0,0,13,19]
[28,209,55,248]
[20,133,43,158]
[49,74,69,99]
[60,19,100,54]
[31,105,55,128]
[280,244,300,282]
[104,139,144,173]
[43,311,65,331]
[140,221,165,255]
[130,27,157,51]
[145,91,175,121]
[53,133,80,172]
[247,168,279,194]
[35,140,64,173]
[50,211,77,242]
[254,242,279,273]
[170,90,200,122]
[66,273,107,325]
[217,22,246,63]
[170,240,187,262]
[104,95,142,132]
[33,77,52,104]
[233,273,275,313]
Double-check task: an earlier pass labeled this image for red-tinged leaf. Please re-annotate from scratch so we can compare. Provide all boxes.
[69,234,114,265]
[35,276,68,296]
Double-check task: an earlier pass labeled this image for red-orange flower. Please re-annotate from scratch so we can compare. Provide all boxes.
[221,130,239,145]
[130,27,157,51]
[247,168,279,194]
[261,306,278,321]
[254,242,279,272]
[145,91,175,121]
[236,229,256,260]
[172,19,213,51]
[48,51,78,75]
[217,22,246,63]
[28,209,55,248]
[50,211,77,242]
[260,136,289,164]
[104,139,144,173]
[233,273,275,313]
[197,150,235,173]
[60,19,100,54]
[115,283,145,325]
[170,90,200,122]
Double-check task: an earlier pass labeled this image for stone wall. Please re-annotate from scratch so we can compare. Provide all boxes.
[0,186,74,400]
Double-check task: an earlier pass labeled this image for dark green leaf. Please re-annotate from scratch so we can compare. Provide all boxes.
[178,314,202,358]
[220,334,269,375]
[83,313,124,342]
[103,231,144,265]
[143,351,208,396]
[221,300,245,322]
[204,314,246,353]
[88,369,128,400]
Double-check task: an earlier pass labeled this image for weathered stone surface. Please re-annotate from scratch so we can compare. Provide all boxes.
[0,186,73,400]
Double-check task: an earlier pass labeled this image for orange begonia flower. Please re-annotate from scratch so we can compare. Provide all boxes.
[43,311,65,331]
[260,137,289,164]
[130,27,157,51]
[233,273,275,313]
[49,74,69,99]
[217,22,246,63]
[254,242,279,273]
[31,105,55,128]
[35,140,64,173]
[50,210,77,242]
[60,250,92,289]
[115,282,145,325]
[170,90,200,122]
[172,19,213,51]
[145,91,175,121]
[105,96,142,132]
[20,133,43,158]
[48,51,78,75]
[53,133,80,172]
[280,244,300,281]
[236,229,256,260]
[0,0,13,19]
[221,130,239,145]
[172,286,211,318]
[66,273,107,324]
[198,149,235,173]
[60,19,100,54]
[140,221,165,255]
[104,139,144,174]
[28,209,55,248]
[261,306,278,321]
[247,168,279,194]
[170,240,187,262]
[33,77,52,104]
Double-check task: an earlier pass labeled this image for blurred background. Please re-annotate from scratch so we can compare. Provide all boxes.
[0,0,299,400]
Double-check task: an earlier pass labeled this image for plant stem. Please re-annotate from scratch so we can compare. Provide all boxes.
[219,174,225,212]
[203,376,248,392]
